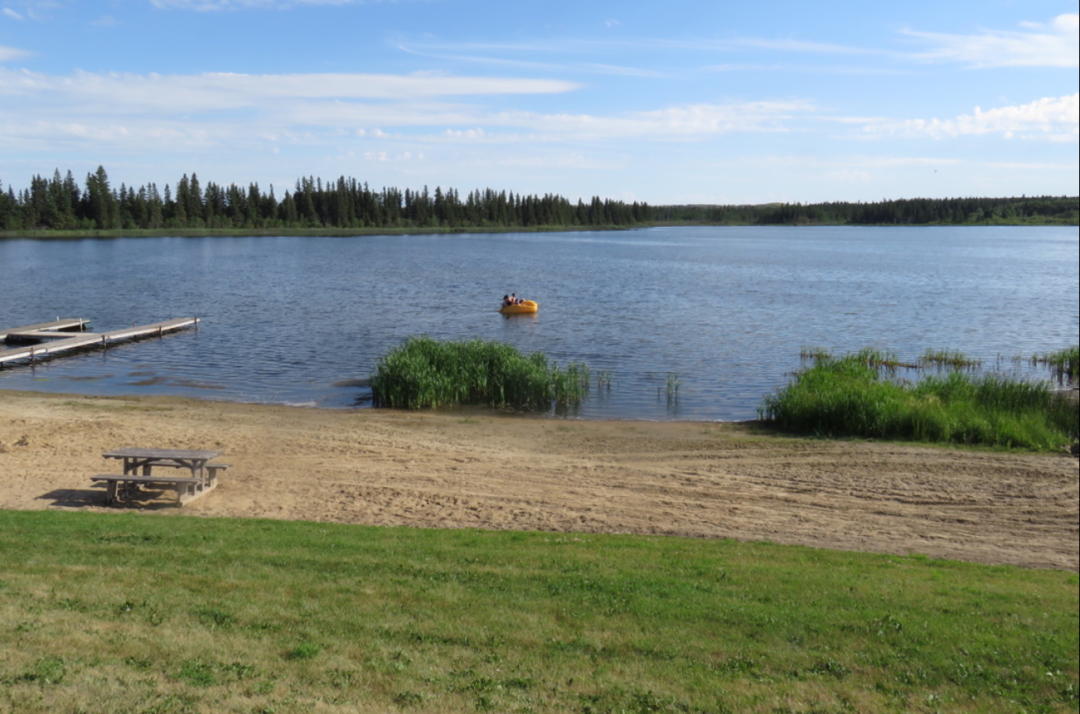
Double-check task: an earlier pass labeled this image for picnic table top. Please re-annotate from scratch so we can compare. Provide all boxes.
[103,447,222,461]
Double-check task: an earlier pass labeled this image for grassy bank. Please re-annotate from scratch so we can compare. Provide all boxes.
[760,349,1079,451]
[0,511,1076,714]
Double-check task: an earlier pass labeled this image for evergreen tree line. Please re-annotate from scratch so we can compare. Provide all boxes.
[653,195,1078,226]
[0,167,651,232]
[0,166,1075,233]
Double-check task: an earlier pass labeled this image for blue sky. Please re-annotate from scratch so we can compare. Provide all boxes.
[1,0,1077,205]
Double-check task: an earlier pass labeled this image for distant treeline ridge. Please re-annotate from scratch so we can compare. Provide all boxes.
[654,196,1078,226]
[0,166,1076,232]
[0,167,648,232]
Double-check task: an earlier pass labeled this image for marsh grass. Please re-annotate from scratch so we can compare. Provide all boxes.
[1,511,1076,714]
[761,348,1079,450]
[799,346,833,360]
[666,372,681,403]
[919,348,982,371]
[369,337,591,411]
[1032,345,1080,385]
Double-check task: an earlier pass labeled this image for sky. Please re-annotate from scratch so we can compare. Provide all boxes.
[1,0,1077,206]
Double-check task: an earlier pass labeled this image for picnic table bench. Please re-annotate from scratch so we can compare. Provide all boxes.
[93,448,227,506]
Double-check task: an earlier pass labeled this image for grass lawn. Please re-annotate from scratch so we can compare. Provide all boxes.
[1,511,1076,713]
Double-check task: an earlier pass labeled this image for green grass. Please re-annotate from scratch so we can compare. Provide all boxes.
[370,336,592,411]
[760,349,1079,451]
[0,511,1076,713]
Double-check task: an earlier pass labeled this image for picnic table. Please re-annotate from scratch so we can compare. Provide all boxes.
[93,447,228,506]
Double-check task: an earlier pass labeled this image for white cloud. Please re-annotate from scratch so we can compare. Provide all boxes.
[395,42,665,79]
[905,14,1079,68]
[0,68,577,110]
[824,169,871,183]
[0,45,32,62]
[862,94,1079,140]
[725,37,877,56]
[0,66,810,153]
[2,8,24,20]
[602,100,812,138]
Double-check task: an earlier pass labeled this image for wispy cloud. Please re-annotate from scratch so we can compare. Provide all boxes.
[395,43,665,78]
[0,68,577,108]
[720,37,879,56]
[0,66,813,162]
[904,14,1079,68]
[0,45,33,62]
[861,94,1079,141]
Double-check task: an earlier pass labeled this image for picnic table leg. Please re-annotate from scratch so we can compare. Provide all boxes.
[106,480,119,505]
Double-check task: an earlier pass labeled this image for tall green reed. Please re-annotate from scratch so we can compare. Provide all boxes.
[370,336,592,411]
[1031,345,1079,384]
[919,348,982,371]
[760,349,1078,450]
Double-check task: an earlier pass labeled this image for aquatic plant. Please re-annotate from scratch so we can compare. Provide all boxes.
[1031,345,1079,385]
[919,348,982,371]
[369,336,591,411]
[759,350,1078,451]
[799,346,832,361]
[549,361,592,406]
[666,373,681,402]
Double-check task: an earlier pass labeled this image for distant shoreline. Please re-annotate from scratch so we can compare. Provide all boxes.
[2,219,1076,240]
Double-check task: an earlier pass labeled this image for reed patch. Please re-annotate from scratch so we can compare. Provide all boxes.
[369,336,592,411]
[761,347,1079,451]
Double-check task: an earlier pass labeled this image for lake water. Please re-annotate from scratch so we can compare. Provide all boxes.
[1,226,1077,420]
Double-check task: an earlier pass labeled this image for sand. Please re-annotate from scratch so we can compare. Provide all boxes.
[1,389,1076,571]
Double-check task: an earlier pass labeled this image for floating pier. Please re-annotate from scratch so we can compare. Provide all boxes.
[0,317,199,366]
[0,318,91,342]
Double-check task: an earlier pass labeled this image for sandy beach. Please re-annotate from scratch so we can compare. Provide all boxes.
[1,389,1076,570]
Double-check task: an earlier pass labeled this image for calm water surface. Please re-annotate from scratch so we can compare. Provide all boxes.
[1,226,1077,420]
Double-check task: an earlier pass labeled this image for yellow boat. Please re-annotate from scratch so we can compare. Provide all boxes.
[499,300,538,315]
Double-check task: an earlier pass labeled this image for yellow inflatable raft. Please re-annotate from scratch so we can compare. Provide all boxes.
[499,300,538,315]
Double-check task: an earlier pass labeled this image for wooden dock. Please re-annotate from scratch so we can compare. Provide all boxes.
[0,318,91,342]
[0,317,199,366]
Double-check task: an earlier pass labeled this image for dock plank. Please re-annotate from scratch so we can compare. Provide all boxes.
[4,330,103,343]
[0,318,90,341]
[0,318,199,365]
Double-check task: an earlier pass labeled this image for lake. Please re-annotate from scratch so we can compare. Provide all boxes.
[1,226,1077,420]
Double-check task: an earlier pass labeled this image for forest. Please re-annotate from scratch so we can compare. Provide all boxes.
[654,195,1079,226]
[0,166,1076,234]
[0,167,647,232]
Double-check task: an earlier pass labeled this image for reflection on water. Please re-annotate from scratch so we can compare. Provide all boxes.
[1,226,1077,420]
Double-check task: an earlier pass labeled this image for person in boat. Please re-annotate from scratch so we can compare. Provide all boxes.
[502,294,513,307]
[511,293,523,305]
